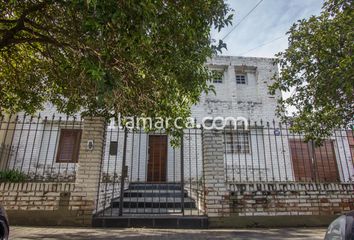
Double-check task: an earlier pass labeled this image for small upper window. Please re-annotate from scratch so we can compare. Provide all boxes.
[213,69,224,83]
[213,76,223,84]
[212,71,224,83]
[236,74,247,84]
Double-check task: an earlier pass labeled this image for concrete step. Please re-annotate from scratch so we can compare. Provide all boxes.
[92,215,208,228]
[123,189,188,198]
[111,197,196,209]
[129,183,182,191]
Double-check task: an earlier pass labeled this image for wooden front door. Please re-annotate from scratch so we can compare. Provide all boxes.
[289,139,340,182]
[147,135,167,182]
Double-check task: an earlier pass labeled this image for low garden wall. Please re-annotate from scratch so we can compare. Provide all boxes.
[229,183,354,216]
[0,182,92,226]
[209,182,354,228]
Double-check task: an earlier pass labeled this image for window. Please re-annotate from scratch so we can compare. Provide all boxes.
[224,130,250,154]
[236,74,247,84]
[109,141,118,156]
[56,129,82,163]
[212,71,224,83]
[213,78,223,84]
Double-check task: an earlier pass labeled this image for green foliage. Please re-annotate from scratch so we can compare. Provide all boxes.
[0,169,27,182]
[269,0,354,144]
[0,0,233,136]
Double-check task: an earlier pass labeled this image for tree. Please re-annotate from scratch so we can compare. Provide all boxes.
[269,0,353,144]
[0,0,232,126]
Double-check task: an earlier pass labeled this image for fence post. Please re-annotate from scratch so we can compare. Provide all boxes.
[75,116,106,226]
[202,129,230,217]
[119,128,128,216]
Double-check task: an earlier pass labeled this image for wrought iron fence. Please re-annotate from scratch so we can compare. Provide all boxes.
[0,114,82,182]
[222,121,354,184]
[95,127,205,216]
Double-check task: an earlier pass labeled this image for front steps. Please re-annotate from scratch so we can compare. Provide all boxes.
[93,182,207,228]
[111,182,196,211]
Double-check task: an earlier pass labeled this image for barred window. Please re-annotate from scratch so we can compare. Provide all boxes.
[236,74,247,84]
[224,130,250,154]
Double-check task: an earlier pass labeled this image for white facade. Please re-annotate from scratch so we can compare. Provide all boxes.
[3,56,353,183]
[192,56,281,123]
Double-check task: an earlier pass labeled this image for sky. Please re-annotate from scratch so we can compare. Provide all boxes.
[211,0,324,58]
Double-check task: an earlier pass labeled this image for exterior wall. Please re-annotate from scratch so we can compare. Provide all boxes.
[224,128,354,183]
[6,119,81,181]
[229,183,354,217]
[191,56,281,123]
[333,130,354,181]
[224,128,294,182]
[96,182,121,213]
[202,129,230,217]
[0,182,77,211]
[101,129,202,183]
[0,182,90,226]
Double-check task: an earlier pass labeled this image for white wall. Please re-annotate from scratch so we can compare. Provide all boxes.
[191,56,281,124]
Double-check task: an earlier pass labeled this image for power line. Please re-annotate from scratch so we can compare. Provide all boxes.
[222,0,264,41]
[238,35,286,56]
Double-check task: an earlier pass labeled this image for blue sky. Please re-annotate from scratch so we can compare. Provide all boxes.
[212,0,324,58]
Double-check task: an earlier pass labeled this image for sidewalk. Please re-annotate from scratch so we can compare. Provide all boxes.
[10,226,326,240]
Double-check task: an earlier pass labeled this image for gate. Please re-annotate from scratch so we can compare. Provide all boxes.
[94,127,205,217]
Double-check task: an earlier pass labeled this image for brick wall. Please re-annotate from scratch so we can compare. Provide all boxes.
[96,182,121,213]
[0,182,93,225]
[229,183,354,217]
[202,129,230,217]
[0,182,76,211]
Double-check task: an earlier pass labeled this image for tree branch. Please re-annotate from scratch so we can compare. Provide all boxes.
[7,37,62,47]
[24,18,50,33]
[22,26,63,46]
[0,19,18,23]
[0,1,50,49]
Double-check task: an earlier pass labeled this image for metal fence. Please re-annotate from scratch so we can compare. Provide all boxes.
[222,121,354,184]
[1,113,353,214]
[95,127,205,216]
[0,114,82,182]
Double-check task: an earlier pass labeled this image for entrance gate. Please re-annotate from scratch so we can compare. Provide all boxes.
[94,127,205,218]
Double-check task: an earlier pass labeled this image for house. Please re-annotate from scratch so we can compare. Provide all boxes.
[0,56,353,220]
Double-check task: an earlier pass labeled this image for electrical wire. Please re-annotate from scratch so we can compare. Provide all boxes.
[222,0,264,41]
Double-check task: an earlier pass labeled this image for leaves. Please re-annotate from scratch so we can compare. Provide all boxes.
[0,169,27,182]
[0,0,233,133]
[270,0,354,144]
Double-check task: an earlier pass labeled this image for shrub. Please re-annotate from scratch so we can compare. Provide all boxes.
[0,169,27,182]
